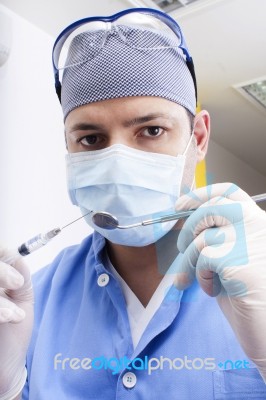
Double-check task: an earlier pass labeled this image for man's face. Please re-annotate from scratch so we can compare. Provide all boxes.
[65,96,192,154]
[65,96,210,192]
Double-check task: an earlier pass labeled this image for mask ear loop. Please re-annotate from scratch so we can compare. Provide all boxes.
[180,130,196,194]
[183,129,195,156]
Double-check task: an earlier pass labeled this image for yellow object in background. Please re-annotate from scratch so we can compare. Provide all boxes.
[195,103,207,188]
[195,158,207,188]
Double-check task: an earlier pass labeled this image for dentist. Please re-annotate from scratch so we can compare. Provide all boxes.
[0,8,265,400]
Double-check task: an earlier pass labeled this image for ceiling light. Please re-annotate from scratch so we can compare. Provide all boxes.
[126,0,223,16]
[242,81,266,108]
[234,78,266,113]
[150,0,199,13]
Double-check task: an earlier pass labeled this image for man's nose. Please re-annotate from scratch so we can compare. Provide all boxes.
[107,132,135,148]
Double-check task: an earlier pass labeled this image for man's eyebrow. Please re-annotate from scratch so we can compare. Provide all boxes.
[67,122,105,133]
[123,113,173,127]
[67,113,173,133]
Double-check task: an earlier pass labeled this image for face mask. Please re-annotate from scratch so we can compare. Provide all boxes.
[66,137,193,247]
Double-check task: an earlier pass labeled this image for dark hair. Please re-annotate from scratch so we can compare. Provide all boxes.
[185,108,195,132]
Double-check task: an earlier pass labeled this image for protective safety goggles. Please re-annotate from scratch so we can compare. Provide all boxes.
[52,7,197,102]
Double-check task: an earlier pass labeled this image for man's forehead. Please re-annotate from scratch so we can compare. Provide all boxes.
[65,96,187,125]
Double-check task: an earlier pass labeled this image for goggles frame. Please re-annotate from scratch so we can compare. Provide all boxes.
[52,8,197,103]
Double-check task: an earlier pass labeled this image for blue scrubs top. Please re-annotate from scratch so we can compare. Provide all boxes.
[22,232,266,399]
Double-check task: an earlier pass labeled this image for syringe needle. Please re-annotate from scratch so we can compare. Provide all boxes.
[60,211,92,230]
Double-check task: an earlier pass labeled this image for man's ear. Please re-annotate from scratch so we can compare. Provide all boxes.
[193,110,211,162]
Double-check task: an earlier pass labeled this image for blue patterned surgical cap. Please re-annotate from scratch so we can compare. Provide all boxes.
[61,27,196,120]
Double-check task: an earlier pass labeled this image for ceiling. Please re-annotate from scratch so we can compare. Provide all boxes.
[1,0,266,177]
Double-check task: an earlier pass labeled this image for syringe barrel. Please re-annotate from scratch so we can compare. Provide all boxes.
[18,229,60,256]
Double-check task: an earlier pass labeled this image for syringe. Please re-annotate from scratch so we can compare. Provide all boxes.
[3,212,92,264]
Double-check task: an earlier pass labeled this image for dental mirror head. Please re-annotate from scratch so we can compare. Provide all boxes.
[92,212,119,230]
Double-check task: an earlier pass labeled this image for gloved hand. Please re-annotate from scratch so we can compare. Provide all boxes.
[0,247,34,399]
[174,183,266,382]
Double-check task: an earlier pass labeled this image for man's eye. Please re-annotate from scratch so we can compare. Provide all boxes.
[79,135,98,146]
[142,127,164,137]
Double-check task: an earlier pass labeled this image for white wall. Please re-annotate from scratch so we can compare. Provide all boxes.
[0,5,91,273]
[206,139,266,200]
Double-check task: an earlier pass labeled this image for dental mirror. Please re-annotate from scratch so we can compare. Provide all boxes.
[92,212,120,230]
[91,192,266,231]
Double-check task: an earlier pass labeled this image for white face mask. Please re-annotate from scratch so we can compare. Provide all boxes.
[66,136,193,247]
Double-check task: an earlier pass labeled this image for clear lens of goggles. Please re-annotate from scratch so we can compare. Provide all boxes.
[54,13,182,71]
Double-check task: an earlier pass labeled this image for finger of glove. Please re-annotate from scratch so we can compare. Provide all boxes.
[175,228,223,294]
[176,228,246,297]
[0,261,24,290]
[0,246,31,287]
[196,268,221,297]
[0,296,25,323]
[177,197,245,253]
[176,182,252,213]
[196,238,250,297]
